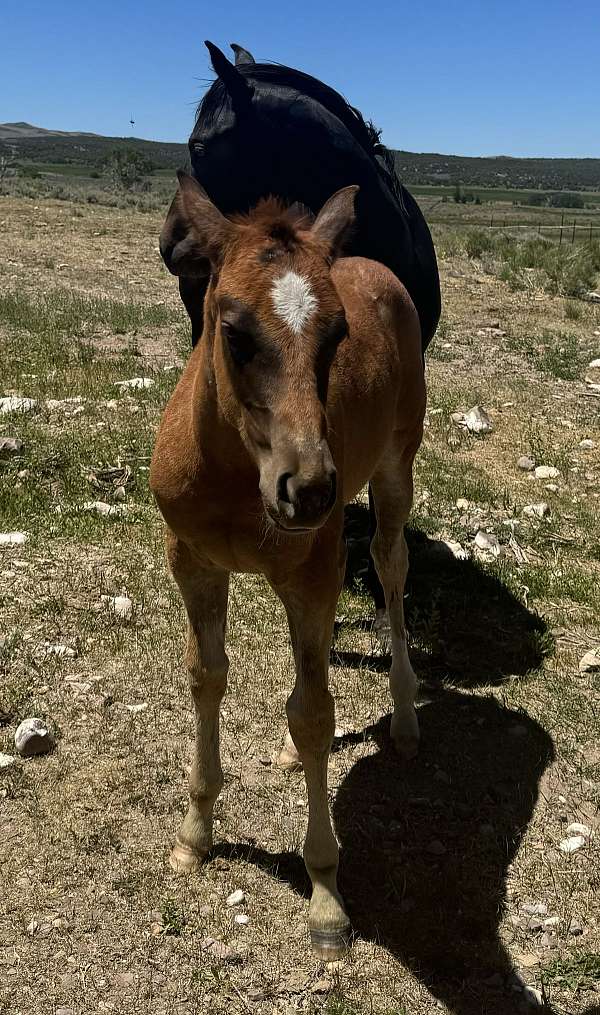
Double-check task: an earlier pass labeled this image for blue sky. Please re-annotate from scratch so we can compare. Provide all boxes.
[2,0,599,157]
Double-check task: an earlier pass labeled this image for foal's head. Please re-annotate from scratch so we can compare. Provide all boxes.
[161,174,358,533]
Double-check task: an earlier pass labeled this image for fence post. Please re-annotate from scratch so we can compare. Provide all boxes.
[559,226,563,246]
[572,219,576,244]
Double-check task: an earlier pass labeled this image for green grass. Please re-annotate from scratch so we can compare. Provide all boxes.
[542,952,600,993]
[0,288,177,337]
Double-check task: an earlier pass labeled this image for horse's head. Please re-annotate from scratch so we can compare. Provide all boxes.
[160,174,358,532]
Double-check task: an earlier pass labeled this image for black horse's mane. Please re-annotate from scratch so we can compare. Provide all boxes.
[196,62,403,203]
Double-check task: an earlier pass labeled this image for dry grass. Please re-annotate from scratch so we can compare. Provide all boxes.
[1,196,599,1015]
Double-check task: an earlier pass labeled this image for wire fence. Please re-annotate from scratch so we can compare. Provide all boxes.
[429,212,599,244]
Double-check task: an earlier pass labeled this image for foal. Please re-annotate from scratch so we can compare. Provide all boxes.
[151,173,426,958]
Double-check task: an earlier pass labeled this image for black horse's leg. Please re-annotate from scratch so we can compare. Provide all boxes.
[367,485,391,650]
[179,276,209,348]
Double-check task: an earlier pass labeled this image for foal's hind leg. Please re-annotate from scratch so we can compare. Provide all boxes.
[167,534,229,870]
[370,436,419,759]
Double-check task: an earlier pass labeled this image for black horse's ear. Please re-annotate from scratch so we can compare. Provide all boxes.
[205,40,254,113]
[230,43,255,66]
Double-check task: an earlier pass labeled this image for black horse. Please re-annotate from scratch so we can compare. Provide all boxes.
[165,41,441,628]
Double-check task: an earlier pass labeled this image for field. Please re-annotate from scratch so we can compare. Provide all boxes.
[1,191,600,1015]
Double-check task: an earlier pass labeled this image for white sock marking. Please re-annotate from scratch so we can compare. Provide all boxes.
[271,271,318,335]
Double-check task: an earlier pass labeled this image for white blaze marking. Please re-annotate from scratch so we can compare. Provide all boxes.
[271,271,318,335]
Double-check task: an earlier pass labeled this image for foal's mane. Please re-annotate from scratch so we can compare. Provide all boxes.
[196,62,403,203]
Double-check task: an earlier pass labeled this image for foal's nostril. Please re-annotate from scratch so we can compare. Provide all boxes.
[276,472,293,505]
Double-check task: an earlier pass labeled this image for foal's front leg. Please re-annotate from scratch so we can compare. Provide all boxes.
[273,540,350,959]
[167,534,229,870]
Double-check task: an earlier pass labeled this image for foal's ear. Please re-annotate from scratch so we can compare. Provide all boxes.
[159,172,235,277]
[311,186,359,258]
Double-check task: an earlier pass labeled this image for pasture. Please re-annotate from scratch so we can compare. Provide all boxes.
[1,193,599,1015]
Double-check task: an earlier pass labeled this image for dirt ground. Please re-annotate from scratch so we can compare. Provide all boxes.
[1,195,599,1015]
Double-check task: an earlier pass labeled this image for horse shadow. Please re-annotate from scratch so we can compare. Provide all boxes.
[342,503,550,686]
[213,507,566,1012]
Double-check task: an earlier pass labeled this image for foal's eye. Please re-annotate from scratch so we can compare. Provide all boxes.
[221,321,256,367]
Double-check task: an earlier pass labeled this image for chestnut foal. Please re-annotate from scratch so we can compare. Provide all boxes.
[151,173,425,959]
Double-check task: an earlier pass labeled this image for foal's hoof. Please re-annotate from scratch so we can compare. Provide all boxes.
[391,709,420,760]
[310,922,351,961]
[169,840,207,874]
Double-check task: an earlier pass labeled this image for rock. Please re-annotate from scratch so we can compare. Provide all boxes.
[578,439,596,450]
[566,822,591,837]
[82,500,127,518]
[518,455,535,471]
[0,396,37,415]
[522,502,550,518]
[522,903,548,916]
[474,530,501,556]
[569,920,583,936]
[234,913,250,925]
[579,649,600,674]
[226,889,245,907]
[114,485,127,502]
[14,718,55,757]
[456,497,470,510]
[543,916,560,927]
[26,919,39,935]
[0,752,16,769]
[101,595,133,619]
[522,985,544,1006]
[588,359,600,369]
[427,839,446,855]
[585,291,600,303]
[52,917,69,930]
[200,936,241,963]
[534,465,560,480]
[540,931,558,949]
[527,918,544,932]
[45,397,84,412]
[559,834,585,853]
[453,405,493,434]
[544,484,558,493]
[0,532,28,546]
[114,377,154,390]
[432,538,469,561]
[0,437,23,457]
[44,643,76,658]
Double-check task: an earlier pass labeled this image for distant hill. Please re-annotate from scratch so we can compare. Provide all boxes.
[2,122,599,192]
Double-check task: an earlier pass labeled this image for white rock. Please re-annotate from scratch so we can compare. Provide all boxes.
[114,377,154,390]
[522,502,550,518]
[0,396,37,415]
[45,397,84,411]
[522,986,544,1007]
[588,359,600,369]
[101,594,133,619]
[579,439,596,450]
[26,919,39,936]
[545,484,559,493]
[430,539,469,561]
[0,437,24,456]
[566,822,591,837]
[234,913,250,925]
[0,532,28,546]
[14,717,55,757]
[456,497,470,510]
[559,834,585,853]
[452,405,493,434]
[517,456,535,471]
[586,291,600,303]
[579,648,600,673]
[522,902,548,916]
[82,501,127,518]
[544,916,560,927]
[0,752,16,769]
[226,889,245,907]
[474,530,501,556]
[534,465,560,480]
[44,643,76,658]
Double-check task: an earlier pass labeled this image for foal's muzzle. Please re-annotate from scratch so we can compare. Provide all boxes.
[273,467,337,531]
